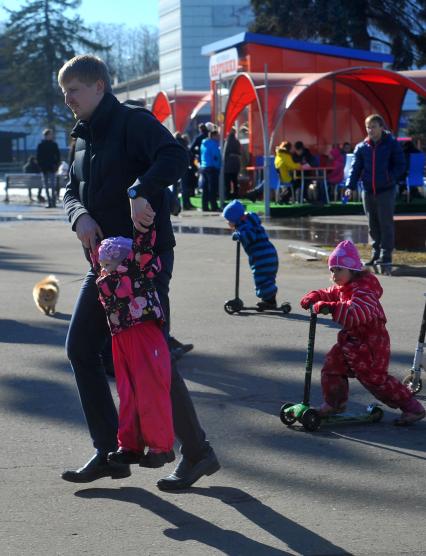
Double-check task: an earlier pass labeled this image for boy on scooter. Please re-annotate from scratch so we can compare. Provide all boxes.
[223,200,279,310]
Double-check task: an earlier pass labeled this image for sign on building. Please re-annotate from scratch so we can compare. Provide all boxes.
[209,48,239,81]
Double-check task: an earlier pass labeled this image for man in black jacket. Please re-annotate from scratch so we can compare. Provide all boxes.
[36,128,61,207]
[58,54,219,489]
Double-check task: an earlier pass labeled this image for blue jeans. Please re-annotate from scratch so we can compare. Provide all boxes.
[42,172,57,207]
[65,250,208,458]
[201,167,219,211]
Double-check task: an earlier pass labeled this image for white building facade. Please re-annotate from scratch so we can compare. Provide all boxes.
[159,0,252,91]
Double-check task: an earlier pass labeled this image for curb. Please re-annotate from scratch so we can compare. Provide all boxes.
[288,244,329,259]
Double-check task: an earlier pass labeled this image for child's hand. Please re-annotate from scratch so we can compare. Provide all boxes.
[232,231,240,241]
[313,301,330,315]
[300,292,321,310]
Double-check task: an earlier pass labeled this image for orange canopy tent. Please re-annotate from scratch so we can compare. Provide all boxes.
[224,67,426,153]
[222,67,426,216]
[151,90,210,133]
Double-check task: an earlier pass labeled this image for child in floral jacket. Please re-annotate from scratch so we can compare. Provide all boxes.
[300,240,425,425]
[92,226,174,468]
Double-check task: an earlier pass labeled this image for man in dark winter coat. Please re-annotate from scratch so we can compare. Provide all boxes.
[58,54,219,490]
[36,128,61,207]
[223,128,241,199]
[346,114,405,267]
[190,123,208,163]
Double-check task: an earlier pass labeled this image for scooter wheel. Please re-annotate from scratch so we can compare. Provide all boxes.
[402,372,423,394]
[301,408,321,431]
[369,406,384,423]
[224,299,243,315]
[280,302,292,314]
[280,403,297,425]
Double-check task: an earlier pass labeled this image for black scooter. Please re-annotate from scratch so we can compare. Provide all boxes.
[280,306,383,431]
[224,240,292,315]
[402,294,426,394]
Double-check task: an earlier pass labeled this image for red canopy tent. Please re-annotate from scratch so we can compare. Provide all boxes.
[151,90,210,133]
[222,67,426,216]
[224,67,426,154]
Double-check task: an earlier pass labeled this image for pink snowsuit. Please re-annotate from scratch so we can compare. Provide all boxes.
[310,272,413,410]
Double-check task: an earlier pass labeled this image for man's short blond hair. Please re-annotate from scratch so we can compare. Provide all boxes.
[58,55,112,93]
[365,114,385,127]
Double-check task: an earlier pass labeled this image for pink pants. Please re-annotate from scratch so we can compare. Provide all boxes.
[112,321,174,453]
[321,323,412,410]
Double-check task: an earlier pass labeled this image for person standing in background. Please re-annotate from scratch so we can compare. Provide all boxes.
[36,128,61,208]
[200,130,221,211]
[223,128,241,199]
[345,114,405,268]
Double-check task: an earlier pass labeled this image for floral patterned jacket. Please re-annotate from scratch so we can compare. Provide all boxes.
[92,227,164,336]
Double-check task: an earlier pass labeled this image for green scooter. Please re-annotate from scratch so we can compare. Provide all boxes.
[279,306,384,432]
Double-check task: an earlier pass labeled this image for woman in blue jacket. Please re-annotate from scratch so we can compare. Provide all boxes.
[200,130,221,211]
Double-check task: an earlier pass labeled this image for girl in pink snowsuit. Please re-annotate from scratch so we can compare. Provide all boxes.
[92,227,175,468]
[300,240,425,425]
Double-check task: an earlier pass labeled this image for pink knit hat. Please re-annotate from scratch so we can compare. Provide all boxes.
[98,236,133,263]
[328,240,363,271]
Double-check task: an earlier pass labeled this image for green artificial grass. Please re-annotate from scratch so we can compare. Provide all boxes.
[190,195,426,218]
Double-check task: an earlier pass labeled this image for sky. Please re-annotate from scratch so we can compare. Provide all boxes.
[0,0,159,27]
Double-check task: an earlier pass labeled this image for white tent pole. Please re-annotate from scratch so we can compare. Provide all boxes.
[263,64,270,218]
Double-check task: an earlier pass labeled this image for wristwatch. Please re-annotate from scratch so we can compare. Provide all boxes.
[127,184,142,199]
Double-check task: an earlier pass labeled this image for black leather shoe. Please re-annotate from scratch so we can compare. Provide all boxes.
[61,453,131,483]
[169,337,193,354]
[365,254,380,266]
[375,257,392,265]
[169,337,194,362]
[156,448,220,491]
[108,448,143,465]
[139,449,175,468]
[245,189,259,202]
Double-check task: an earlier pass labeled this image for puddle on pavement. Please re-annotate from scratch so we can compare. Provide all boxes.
[0,208,367,244]
[173,218,368,245]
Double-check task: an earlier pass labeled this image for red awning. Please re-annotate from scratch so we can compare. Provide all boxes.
[151,90,210,132]
[224,67,426,144]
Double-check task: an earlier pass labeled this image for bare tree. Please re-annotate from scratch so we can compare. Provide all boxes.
[88,23,159,82]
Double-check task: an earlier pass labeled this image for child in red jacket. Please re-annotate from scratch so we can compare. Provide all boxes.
[92,228,175,468]
[300,240,425,425]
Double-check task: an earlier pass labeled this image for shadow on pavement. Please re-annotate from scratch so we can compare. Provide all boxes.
[0,375,84,426]
[0,245,76,275]
[0,318,69,345]
[75,486,350,556]
[222,309,339,328]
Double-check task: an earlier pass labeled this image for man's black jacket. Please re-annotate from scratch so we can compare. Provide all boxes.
[63,93,189,254]
[36,139,60,172]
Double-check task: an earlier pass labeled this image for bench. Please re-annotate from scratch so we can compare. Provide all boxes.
[4,173,44,202]
[3,174,67,203]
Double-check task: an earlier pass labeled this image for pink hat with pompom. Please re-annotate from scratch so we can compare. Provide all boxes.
[328,240,363,271]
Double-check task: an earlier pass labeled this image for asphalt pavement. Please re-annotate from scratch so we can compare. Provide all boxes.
[1,202,425,556]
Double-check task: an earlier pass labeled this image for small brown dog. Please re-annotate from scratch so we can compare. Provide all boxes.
[33,275,60,316]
